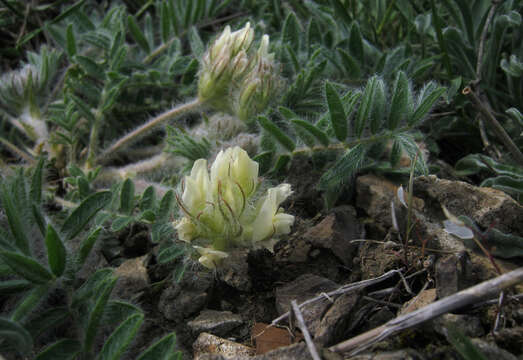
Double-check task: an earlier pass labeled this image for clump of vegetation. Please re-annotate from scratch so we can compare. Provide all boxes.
[1,0,521,358]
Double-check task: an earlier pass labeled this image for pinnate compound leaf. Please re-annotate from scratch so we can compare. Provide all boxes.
[61,191,112,240]
[44,224,67,277]
[282,12,300,51]
[388,71,410,130]
[137,333,180,360]
[318,144,367,190]
[0,279,32,295]
[157,190,175,223]
[409,82,445,126]
[128,15,151,53]
[1,184,30,254]
[370,77,386,134]
[325,81,347,141]
[140,186,156,210]
[0,317,33,356]
[258,116,296,152]
[72,268,113,307]
[84,277,117,352]
[10,285,49,322]
[26,306,70,338]
[30,157,45,204]
[35,339,81,360]
[0,252,53,284]
[395,133,428,175]
[355,76,380,137]
[291,119,330,146]
[78,227,102,267]
[98,313,144,360]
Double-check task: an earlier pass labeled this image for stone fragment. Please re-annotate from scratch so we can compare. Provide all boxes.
[158,270,214,321]
[355,175,398,232]
[217,249,251,292]
[470,339,518,360]
[188,310,243,337]
[113,255,149,300]
[315,291,360,346]
[433,313,485,338]
[253,342,313,359]
[303,206,362,266]
[435,254,470,299]
[413,176,523,235]
[193,332,255,360]
[398,289,437,316]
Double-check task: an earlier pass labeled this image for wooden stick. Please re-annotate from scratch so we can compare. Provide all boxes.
[291,300,321,360]
[329,267,523,355]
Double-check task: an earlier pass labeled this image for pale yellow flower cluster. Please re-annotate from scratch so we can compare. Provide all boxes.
[198,23,278,122]
[175,146,294,268]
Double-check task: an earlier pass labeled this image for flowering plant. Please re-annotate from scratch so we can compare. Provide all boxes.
[175,146,294,268]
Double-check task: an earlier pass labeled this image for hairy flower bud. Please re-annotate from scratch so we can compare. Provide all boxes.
[174,146,294,268]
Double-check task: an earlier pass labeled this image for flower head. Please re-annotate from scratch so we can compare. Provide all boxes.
[175,146,294,268]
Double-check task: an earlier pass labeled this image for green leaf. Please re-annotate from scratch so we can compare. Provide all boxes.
[35,339,81,360]
[252,151,274,175]
[349,22,364,62]
[355,76,380,137]
[104,301,142,326]
[157,190,174,223]
[84,277,117,352]
[0,252,53,284]
[389,140,402,168]
[188,26,204,59]
[74,55,105,80]
[61,191,112,240]
[291,119,330,146]
[455,154,523,177]
[69,93,96,123]
[98,313,143,360]
[26,306,70,338]
[388,71,410,130]
[319,144,367,189]
[140,186,156,210]
[44,225,67,277]
[72,268,113,307]
[30,157,45,204]
[0,317,33,356]
[325,81,347,141]
[0,279,32,295]
[111,216,134,232]
[10,285,50,322]
[395,133,428,175]
[137,333,179,360]
[1,184,30,254]
[66,24,77,57]
[330,0,352,28]
[78,227,102,267]
[270,154,292,175]
[409,82,445,126]
[128,15,151,53]
[157,245,186,264]
[120,178,135,215]
[481,176,523,199]
[282,12,300,51]
[337,48,361,78]
[369,77,386,134]
[160,1,171,43]
[258,115,296,152]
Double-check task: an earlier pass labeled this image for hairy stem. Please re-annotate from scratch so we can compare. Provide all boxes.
[96,98,202,164]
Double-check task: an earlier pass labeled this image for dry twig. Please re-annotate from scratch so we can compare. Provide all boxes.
[291,300,321,360]
[329,267,523,356]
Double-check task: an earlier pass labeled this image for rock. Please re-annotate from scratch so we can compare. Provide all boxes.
[413,176,523,236]
[303,206,362,266]
[158,270,214,322]
[433,313,485,338]
[399,289,437,316]
[113,255,149,300]
[350,349,425,359]
[470,339,518,360]
[356,175,398,233]
[358,241,402,280]
[275,274,360,346]
[253,342,313,360]
[252,323,302,355]
[435,253,471,299]
[275,274,338,316]
[193,332,255,360]
[218,249,251,292]
[188,310,243,337]
[491,327,523,356]
[315,291,360,346]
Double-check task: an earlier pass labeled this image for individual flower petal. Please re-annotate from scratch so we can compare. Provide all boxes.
[175,217,198,242]
[193,246,229,269]
[251,183,293,243]
[181,159,210,215]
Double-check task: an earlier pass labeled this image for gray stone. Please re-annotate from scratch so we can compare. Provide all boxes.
[470,339,518,360]
[252,342,313,359]
[435,254,470,299]
[303,206,362,266]
[315,291,360,346]
[433,313,485,338]
[193,332,255,360]
[158,270,214,321]
[188,310,243,337]
[113,255,149,300]
[217,249,251,292]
